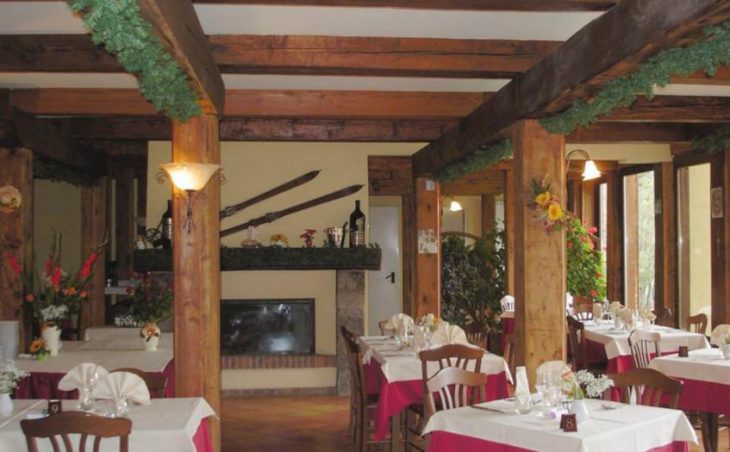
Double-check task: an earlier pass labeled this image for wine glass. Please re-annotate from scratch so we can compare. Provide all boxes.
[535,371,550,418]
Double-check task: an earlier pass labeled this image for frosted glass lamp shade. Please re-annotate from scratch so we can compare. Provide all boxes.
[581,160,601,181]
[160,163,221,191]
[449,200,463,212]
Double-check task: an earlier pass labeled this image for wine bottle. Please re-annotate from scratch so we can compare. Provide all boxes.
[160,200,173,249]
[349,200,366,248]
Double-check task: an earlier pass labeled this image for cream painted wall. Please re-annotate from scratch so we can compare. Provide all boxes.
[688,164,712,324]
[147,141,420,390]
[33,179,81,271]
[566,143,672,164]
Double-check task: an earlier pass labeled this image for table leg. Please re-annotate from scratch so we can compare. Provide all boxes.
[391,410,404,452]
[701,411,718,452]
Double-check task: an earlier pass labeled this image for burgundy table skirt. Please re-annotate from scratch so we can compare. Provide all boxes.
[14,360,175,399]
[193,418,214,452]
[501,317,515,351]
[365,361,509,441]
[428,431,690,452]
[674,378,730,416]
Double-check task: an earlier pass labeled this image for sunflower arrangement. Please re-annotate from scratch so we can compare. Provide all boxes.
[529,177,566,232]
[28,339,49,361]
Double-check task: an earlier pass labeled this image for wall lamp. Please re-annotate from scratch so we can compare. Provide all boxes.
[566,149,601,181]
[159,162,222,233]
[443,197,463,212]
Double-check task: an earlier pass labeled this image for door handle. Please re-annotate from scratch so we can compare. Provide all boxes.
[385,272,395,284]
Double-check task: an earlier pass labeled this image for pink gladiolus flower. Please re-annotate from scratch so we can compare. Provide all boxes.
[78,252,98,279]
[51,267,62,289]
[4,252,21,277]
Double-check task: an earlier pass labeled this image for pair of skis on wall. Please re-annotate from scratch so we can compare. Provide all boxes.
[219,169,363,238]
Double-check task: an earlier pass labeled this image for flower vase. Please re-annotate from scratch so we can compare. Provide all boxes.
[721,343,730,360]
[140,323,161,352]
[41,324,61,357]
[0,393,13,416]
[571,399,589,423]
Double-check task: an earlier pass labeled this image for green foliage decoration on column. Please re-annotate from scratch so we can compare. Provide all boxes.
[540,21,730,135]
[693,125,730,154]
[434,139,512,183]
[67,0,201,121]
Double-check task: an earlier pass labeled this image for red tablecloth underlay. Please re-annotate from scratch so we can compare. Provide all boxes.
[675,378,730,416]
[14,359,175,399]
[192,418,214,452]
[365,361,509,441]
[428,432,689,452]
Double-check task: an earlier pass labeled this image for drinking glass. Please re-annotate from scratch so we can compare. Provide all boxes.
[113,398,128,418]
[534,371,550,418]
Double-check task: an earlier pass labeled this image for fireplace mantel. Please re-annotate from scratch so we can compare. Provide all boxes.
[133,247,381,272]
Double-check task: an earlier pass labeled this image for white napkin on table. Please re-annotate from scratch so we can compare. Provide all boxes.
[431,322,468,346]
[514,366,531,409]
[592,303,602,320]
[385,313,414,337]
[58,363,109,392]
[94,372,151,406]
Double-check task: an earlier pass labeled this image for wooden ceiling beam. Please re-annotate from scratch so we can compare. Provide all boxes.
[0,34,557,78]
[135,0,225,114]
[600,96,730,123]
[412,0,730,176]
[10,89,491,119]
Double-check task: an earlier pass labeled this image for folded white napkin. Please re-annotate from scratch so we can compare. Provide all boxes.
[620,308,634,325]
[514,366,531,408]
[592,303,602,320]
[710,324,730,345]
[94,372,151,406]
[58,363,109,392]
[385,313,414,337]
[431,322,468,346]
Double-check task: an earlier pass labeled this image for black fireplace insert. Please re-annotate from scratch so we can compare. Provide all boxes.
[220,299,315,355]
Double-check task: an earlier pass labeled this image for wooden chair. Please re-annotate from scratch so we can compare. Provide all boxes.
[20,411,131,452]
[424,367,487,418]
[464,323,487,350]
[628,329,661,369]
[340,326,382,451]
[572,299,594,321]
[686,313,708,336]
[110,368,168,398]
[654,308,674,328]
[406,344,484,451]
[607,368,683,409]
[566,316,606,374]
[503,333,516,380]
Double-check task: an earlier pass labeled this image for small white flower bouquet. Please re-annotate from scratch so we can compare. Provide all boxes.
[0,361,28,394]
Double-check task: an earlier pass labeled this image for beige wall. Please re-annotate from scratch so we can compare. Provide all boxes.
[33,179,81,271]
[147,141,420,390]
[688,164,712,324]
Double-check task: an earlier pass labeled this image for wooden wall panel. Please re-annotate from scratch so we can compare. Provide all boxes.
[654,162,676,321]
[606,170,624,302]
[511,120,566,385]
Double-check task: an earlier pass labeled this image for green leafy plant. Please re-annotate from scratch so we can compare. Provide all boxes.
[67,0,201,121]
[566,217,606,302]
[541,21,730,135]
[127,275,173,325]
[441,228,505,334]
[693,125,730,154]
[435,139,512,183]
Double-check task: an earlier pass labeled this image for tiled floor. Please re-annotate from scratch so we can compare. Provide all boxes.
[222,395,729,452]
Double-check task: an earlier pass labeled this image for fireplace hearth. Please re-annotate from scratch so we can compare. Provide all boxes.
[221,299,315,355]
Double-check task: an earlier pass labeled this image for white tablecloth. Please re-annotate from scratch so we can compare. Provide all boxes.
[582,322,709,360]
[650,348,730,385]
[358,336,511,383]
[0,397,214,452]
[17,341,173,374]
[423,398,697,452]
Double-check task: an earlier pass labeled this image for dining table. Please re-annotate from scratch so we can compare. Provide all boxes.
[650,348,730,451]
[358,335,511,451]
[0,397,214,452]
[582,321,709,372]
[422,397,697,452]
[14,334,175,399]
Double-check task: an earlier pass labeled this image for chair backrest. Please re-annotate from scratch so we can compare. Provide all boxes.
[425,367,487,417]
[607,368,683,409]
[110,368,167,398]
[419,344,484,399]
[20,411,131,452]
[686,313,708,336]
[503,333,516,379]
[628,329,661,369]
[464,324,487,350]
[340,326,366,412]
[566,316,588,371]
[572,299,594,321]
[500,296,515,312]
[654,308,674,327]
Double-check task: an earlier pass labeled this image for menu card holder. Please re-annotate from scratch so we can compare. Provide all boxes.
[560,413,577,432]
[678,346,689,357]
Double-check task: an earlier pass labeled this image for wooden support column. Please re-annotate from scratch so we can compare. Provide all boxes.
[0,148,32,322]
[566,178,583,218]
[581,179,599,229]
[504,169,515,295]
[712,151,727,328]
[481,194,496,235]
[512,120,566,385]
[402,193,416,316]
[172,114,221,450]
[722,148,730,327]
[114,172,135,280]
[414,177,440,318]
[605,170,624,302]
[80,178,108,330]
[654,163,676,321]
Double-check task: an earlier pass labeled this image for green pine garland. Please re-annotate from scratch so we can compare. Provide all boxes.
[33,155,99,187]
[67,0,201,121]
[693,125,730,154]
[541,21,730,135]
[434,139,512,183]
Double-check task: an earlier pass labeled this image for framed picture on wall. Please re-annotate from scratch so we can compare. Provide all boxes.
[711,186,723,219]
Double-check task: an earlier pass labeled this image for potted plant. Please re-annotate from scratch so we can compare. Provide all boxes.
[566,217,606,304]
[127,274,173,351]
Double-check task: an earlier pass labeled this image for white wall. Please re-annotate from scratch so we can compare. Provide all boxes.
[33,179,81,272]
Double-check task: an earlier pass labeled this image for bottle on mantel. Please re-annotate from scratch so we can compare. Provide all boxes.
[159,200,173,249]
[349,200,366,248]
